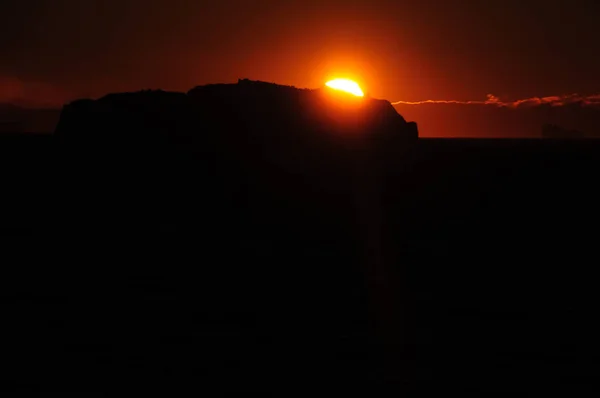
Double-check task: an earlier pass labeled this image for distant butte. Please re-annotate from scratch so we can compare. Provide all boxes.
[55,79,418,149]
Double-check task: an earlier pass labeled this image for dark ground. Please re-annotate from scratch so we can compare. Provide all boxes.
[1,135,600,395]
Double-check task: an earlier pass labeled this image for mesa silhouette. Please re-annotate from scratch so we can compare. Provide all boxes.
[29,80,421,392]
[55,80,418,249]
[56,79,418,149]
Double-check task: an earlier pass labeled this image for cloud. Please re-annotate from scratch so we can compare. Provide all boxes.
[392,93,600,108]
[0,76,72,107]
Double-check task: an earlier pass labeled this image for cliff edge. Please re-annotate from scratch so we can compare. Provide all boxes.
[55,79,418,151]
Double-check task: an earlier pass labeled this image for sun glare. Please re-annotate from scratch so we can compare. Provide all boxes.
[325,78,364,97]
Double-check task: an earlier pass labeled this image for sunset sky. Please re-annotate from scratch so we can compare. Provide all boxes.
[2,0,600,136]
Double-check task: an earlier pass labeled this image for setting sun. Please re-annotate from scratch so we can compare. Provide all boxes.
[325,79,364,97]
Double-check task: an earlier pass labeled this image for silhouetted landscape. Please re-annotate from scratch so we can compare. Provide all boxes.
[3,79,600,395]
[0,103,60,133]
[395,100,600,138]
[542,123,587,139]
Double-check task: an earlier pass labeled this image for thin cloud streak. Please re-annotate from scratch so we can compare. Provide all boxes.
[392,94,600,108]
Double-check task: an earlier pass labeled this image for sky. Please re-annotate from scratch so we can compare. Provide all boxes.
[2,0,600,135]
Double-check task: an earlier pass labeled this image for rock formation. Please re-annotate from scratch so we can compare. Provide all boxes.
[55,79,418,150]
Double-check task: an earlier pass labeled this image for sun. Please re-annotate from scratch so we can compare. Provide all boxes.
[325,78,364,97]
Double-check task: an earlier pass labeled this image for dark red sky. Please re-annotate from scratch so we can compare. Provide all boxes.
[2,0,599,108]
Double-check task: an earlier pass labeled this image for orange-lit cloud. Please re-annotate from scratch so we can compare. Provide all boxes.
[392,93,600,108]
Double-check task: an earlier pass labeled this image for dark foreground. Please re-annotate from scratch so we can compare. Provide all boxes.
[2,136,600,395]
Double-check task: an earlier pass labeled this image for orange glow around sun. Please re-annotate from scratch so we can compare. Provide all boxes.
[325,78,364,97]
